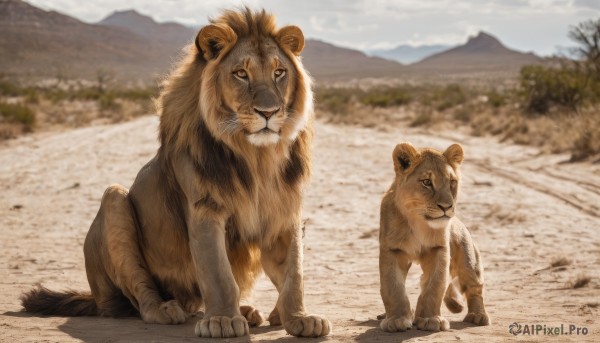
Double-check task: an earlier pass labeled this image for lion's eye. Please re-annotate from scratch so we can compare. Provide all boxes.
[274,68,286,78]
[422,179,432,187]
[234,70,248,79]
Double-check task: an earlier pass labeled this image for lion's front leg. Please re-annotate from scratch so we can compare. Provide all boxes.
[379,248,413,332]
[414,246,450,332]
[188,217,248,338]
[261,228,331,337]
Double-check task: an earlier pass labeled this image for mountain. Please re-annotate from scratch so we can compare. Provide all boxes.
[0,0,175,81]
[368,44,453,64]
[302,39,405,79]
[98,9,195,47]
[410,32,543,72]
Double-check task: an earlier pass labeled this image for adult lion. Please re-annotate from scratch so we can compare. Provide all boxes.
[21,8,330,338]
[379,143,490,332]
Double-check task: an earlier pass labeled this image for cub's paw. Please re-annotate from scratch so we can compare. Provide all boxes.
[380,315,413,332]
[284,314,331,337]
[464,311,491,326]
[142,300,186,324]
[194,315,249,338]
[240,305,264,327]
[414,315,450,332]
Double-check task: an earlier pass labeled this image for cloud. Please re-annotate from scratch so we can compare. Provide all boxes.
[25,0,599,56]
[575,0,600,10]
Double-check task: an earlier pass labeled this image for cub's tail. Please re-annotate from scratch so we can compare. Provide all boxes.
[443,281,464,313]
[21,285,98,316]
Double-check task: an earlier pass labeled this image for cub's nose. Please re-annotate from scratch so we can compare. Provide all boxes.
[437,203,453,212]
[254,106,280,119]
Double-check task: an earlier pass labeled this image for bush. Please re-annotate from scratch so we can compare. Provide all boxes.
[421,84,466,111]
[0,80,23,96]
[519,65,589,114]
[487,91,506,108]
[315,87,360,114]
[0,102,36,128]
[360,87,412,107]
[410,111,432,127]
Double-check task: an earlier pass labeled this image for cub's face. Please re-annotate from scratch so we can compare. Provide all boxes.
[217,38,298,146]
[392,143,464,229]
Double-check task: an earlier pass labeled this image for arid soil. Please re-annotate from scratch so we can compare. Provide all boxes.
[0,116,599,342]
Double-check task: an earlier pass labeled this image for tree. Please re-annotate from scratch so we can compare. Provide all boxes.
[568,18,600,78]
[96,68,115,93]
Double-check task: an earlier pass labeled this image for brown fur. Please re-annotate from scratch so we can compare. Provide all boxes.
[379,142,490,333]
[21,8,330,338]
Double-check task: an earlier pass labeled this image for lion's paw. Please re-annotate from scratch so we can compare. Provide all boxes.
[194,315,249,338]
[240,305,264,327]
[464,311,490,326]
[380,315,413,332]
[142,300,186,324]
[284,314,331,337]
[414,315,450,332]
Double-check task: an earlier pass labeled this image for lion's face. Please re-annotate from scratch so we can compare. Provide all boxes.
[196,22,309,147]
[392,143,464,229]
[215,38,297,146]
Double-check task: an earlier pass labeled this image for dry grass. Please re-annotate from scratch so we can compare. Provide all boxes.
[568,274,592,289]
[550,256,572,268]
[315,83,600,162]
[0,80,157,139]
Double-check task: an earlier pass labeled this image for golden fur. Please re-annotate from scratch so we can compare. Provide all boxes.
[379,142,490,332]
[21,8,330,338]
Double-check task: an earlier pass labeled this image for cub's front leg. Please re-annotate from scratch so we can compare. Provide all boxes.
[188,214,248,338]
[414,246,450,332]
[261,228,331,337]
[379,248,413,332]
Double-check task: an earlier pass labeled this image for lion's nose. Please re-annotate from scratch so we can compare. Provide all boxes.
[438,203,453,212]
[254,107,280,119]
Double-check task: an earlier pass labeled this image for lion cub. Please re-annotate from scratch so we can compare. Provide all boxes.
[379,142,490,332]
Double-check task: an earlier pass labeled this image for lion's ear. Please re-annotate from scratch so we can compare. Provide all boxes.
[444,143,464,166]
[393,142,419,175]
[276,25,305,56]
[195,24,237,60]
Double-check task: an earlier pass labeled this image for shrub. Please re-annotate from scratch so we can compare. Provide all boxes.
[421,84,466,111]
[315,86,360,114]
[0,102,36,128]
[0,80,23,96]
[360,87,412,107]
[410,111,432,127]
[487,91,506,108]
[519,65,589,114]
[98,92,119,111]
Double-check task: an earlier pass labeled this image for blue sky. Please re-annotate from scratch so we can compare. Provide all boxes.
[27,0,600,56]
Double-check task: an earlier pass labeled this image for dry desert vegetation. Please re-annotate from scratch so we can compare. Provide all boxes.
[0,109,599,342]
[1,4,600,342]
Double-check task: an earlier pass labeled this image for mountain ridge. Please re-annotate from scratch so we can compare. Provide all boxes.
[410,31,543,71]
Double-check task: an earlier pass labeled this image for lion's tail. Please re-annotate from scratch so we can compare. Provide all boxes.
[20,285,98,316]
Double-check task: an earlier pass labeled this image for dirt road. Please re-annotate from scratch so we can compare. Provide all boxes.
[1,116,598,342]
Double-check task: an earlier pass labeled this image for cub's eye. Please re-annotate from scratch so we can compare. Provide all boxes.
[274,68,286,78]
[234,70,248,79]
[421,179,432,187]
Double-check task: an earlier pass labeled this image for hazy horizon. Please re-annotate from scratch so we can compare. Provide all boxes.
[23,0,600,56]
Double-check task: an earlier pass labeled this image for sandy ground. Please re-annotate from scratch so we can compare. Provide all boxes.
[0,115,599,342]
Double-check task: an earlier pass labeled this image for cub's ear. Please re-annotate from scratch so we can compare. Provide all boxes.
[195,24,237,60]
[393,142,419,175]
[276,25,305,56]
[444,143,464,166]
